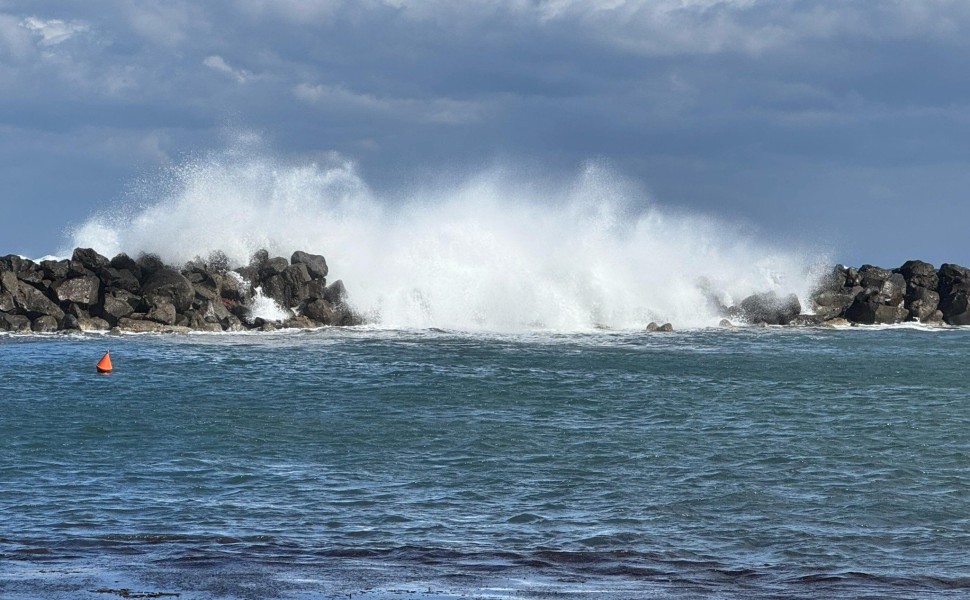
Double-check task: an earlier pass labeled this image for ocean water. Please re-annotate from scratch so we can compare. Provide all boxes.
[2,326,969,599]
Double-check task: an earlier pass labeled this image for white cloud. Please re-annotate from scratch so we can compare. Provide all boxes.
[20,15,88,47]
[203,54,250,83]
[294,82,483,124]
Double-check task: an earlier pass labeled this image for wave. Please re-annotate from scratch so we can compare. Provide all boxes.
[68,136,827,331]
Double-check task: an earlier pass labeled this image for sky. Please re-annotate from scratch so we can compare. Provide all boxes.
[1,0,969,266]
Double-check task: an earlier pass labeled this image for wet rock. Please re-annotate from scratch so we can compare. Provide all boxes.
[0,291,14,313]
[291,251,328,280]
[718,318,736,328]
[658,323,674,332]
[323,280,348,305]
[738,292,801,325]
[844,291,908,324]
[302,298,335,324]
[645,322,659,332]
[141,268,195,313]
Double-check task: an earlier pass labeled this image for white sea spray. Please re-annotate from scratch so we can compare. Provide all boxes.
[69,141,827,331]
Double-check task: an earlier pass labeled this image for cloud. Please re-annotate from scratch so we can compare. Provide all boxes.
[1,0,970,263]
[20,15,88,46]
[293,82,484,124]
[204,54,250,83]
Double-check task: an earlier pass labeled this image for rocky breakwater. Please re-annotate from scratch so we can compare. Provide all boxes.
[721,260,970,327]
[0,248,360,333]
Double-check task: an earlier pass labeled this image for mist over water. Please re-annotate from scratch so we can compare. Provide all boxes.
[69,140,827,330]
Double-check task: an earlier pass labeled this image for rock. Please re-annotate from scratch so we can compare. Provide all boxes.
[141,268,195,313]
[59,314,81,330]
[101,267,141,294]
[905,287,940,322]
[146,299,178,325]
[291,251,328,280]
[738,292,801,325]
[31,315,60,332]
[790,314,824,326]
[896,260,938,290]
[844,291,908,324]
[0,312,32,332]
[53,276,101,305]
[249,249,270,269]
[645,322,659,332]
[41,259,70,281]
[259,257,290,282]
[823,317,851,327]
[323,280,348,305]
[1,269,18,295]
[718,318,735,328]
[116,317,191,333]
[136,254,166,279]
[262,263,311,308]
[938,263,970,325]
[101,293,136,324]
[14,284,64,320]
[811,289,857,321]
[658,323,674,332]
[282,315,317,329]
[302,298,335,324]
[77,317,111,331]
[71,248,110,272]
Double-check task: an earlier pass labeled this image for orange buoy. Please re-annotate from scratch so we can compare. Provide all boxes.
[96,350,112,374]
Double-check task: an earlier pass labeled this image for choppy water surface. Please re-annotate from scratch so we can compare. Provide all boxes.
[2,327,969,599]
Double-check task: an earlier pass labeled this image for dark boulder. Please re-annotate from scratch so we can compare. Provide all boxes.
[905,286,940,322]
[1,312,32,332]
[53,276,101,306]
[263,263,311,308]
[136,254,166,280]
[101,292,136,324]
[101,267,141,294]
[32,315,59,332]
[291,251,328,280]
[41,259,70,281]
[259,257,290,282]
[14,284,64,320]
[146,299,178,325]
[59,314,80,331]
[72,248,110,272]
[323,280,348,306]
[938,263,970,325]
[738,291,801,325]
[141,268,195,313]
[249,249,270,270]
[896,260,938,290]
[302,298,335,324]
[844,291,908,324]
[811,289,856,321]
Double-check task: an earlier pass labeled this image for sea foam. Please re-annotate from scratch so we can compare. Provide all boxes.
[68,142,827,331]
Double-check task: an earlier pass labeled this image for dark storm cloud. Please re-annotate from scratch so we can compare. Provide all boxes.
[1,0,969,264]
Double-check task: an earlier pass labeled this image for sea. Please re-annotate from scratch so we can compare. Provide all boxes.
[3,325,969,599]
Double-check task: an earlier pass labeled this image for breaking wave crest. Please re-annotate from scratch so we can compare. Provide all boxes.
[69,141,826,331]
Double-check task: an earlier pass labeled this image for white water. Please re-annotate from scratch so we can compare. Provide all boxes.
[69,143,827,331]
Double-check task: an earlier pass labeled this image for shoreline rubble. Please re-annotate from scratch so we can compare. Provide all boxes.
[0,248,361,334]
[1,248,968,333]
